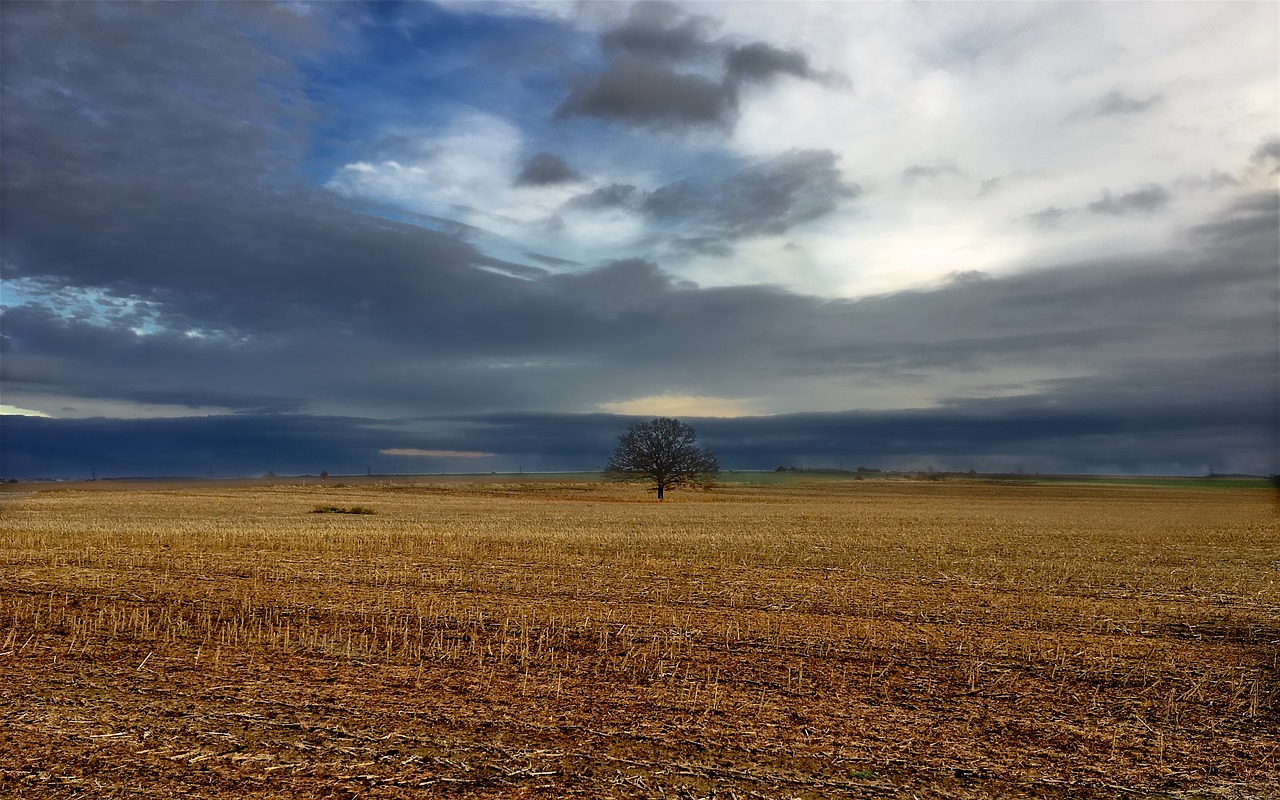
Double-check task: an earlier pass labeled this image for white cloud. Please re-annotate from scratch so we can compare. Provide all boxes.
[326,113,532,225]
[326,112,667,268]
[0,405,50,417]
[0,394,242,420]
[598,394,759,418]
[379,448,495,458]
[329,3,1275,302]
[708,1,1279,295]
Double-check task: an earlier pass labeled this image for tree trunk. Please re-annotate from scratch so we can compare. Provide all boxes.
[656,484,664,500]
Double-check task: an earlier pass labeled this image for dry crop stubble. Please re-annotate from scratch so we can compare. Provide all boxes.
[0,478,1276,798]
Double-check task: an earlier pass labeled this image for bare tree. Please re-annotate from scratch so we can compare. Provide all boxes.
[605,417,719,500]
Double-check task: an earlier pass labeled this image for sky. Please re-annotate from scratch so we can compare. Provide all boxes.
[1,0,1277,478]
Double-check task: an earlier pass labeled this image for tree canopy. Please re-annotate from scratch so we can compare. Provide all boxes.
[605,417,719,500]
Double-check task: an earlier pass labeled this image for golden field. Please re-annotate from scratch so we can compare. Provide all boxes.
[0,477,1276,799]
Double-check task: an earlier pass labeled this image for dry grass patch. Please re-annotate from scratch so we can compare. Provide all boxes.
[0,478,1276,798]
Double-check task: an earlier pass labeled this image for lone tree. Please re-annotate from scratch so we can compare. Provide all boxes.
[605,417,719,500]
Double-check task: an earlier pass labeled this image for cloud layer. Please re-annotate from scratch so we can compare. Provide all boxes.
[558,1,835,132]
[1,1,1276,477]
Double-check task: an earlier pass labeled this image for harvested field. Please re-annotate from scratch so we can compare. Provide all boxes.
[1,478,1276,799]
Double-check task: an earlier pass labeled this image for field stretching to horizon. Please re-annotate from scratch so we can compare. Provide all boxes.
[1,476,1276,799]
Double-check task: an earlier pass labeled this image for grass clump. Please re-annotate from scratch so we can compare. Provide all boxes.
[311,505,376,515]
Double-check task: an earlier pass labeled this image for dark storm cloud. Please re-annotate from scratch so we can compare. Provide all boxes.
[1,1,365,327]
[558,2,834,133]
[556,54,738,131]
[642,181,703,220]
[514,152,582,186]
[6,218,1275,474]
[525,252,581,268]
[1087,184,1173,215]
[702,394,1272,475]
[579,150,857,246]
[564,183,639,211]
[1188,191,1280,268]
[6,372,1274,477]
[600,0,715,59]
[0,1,607,414]
[2,3,1276,479]
[11,184,1272,469]
[713,150,859,236]
[0,414,391,479]
[643,150,859,245]
[666,236,735,257]
[0,2,320,215]
[0,305,305,414]
[1253,137,1280,162]
[539,258,705,322]
[1251,136,1280,174]
[724,42,816,84]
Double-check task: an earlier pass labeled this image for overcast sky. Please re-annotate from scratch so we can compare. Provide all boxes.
[2,1,1277,478]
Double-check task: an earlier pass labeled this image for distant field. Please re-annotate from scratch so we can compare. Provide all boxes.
[718,471,1277,490]
[1,478,1276,798]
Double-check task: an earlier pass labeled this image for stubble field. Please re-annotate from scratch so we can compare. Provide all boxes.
[0,477,1276,799]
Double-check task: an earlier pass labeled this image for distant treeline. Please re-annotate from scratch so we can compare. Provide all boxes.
[775,466,883,474]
